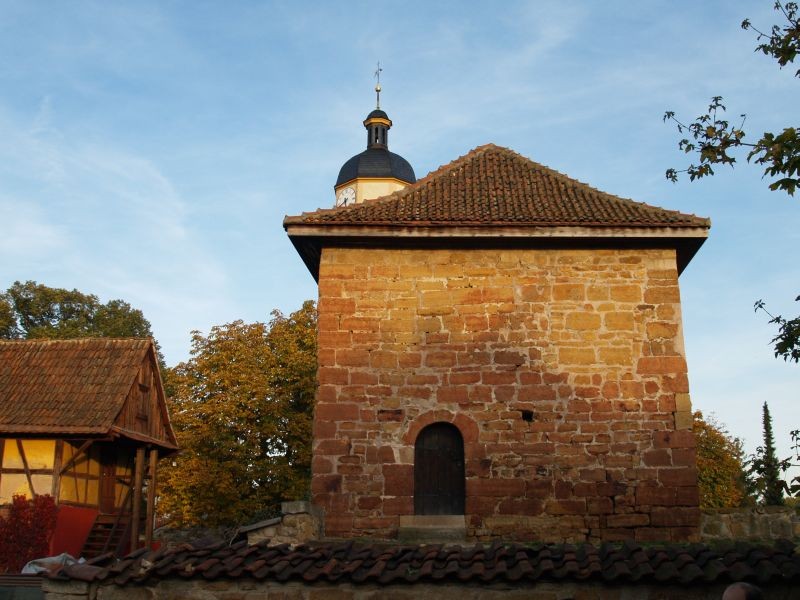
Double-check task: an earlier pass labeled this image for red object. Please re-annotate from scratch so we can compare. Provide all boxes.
[0,494,58,572]
[50,504,97,559]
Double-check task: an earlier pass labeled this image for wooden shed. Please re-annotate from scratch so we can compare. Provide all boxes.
[0,338,177,559]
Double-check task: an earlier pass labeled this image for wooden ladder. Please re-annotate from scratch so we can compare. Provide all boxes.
[80,513,131,559]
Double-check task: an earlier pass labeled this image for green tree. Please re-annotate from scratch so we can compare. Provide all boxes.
[663,1,799,362]
[754,298,800,363]
[1,280,163,365]
[1,280,154,339]
[693,411,752,508]
[747,402,786,505]
[158,301,316,528]
[664,2,799,194]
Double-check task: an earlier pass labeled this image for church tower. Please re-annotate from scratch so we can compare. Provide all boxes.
[287,139,708,543]
[333,76,416,207]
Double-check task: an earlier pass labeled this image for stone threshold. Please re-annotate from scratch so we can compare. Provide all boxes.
[398,515,466,544]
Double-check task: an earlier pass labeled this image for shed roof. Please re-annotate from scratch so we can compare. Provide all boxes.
[0,338,177,449]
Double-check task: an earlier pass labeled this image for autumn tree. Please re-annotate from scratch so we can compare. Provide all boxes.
[158,301,316,527]
[694,411,752,508]
[663,1,799,362]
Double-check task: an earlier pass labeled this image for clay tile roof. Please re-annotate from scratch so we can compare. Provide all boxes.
[285,144,710,228]
[0,338,153,436]
[48,540,800,589]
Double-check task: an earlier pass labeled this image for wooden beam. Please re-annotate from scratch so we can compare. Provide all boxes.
[144,448,158,549]
[130,446,145,553]
[16,440,34,497]
[59,440,93,476]
[52,440,63,500]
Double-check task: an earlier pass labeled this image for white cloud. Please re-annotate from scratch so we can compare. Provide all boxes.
[0,99,231,364]
[0,199,66,259]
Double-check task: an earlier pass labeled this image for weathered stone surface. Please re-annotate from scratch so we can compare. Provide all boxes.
[701,506,798,542]
[97,584,155,600]
[41,580,800,600]
[282,501,317,515]
[245,508,322,546]
[42,580,91,595]
[313,248,698,542]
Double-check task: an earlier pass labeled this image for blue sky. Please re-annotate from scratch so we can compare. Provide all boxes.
[0,1,796,463]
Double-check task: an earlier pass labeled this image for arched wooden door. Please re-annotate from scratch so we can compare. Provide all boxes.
[414,423,465,515]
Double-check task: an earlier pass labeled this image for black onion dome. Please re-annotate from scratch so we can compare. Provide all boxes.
[336,148,416,187]
[365,109,389,121]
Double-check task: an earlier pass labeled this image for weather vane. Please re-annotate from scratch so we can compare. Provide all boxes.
[374,61,382,109]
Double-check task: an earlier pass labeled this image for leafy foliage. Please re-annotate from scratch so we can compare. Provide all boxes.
[743,1,800,75]
[158,301,316,527]
[664,2,800,363]
[693,411,752,508]
[746,402,786,505]
[0,494,58,573]
[754,297,800,362]
[1,280,162,363]
[785,428,800,497]
[664,2,800,195]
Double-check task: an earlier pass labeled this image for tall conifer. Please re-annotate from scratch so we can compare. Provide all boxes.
[760,402,785,506]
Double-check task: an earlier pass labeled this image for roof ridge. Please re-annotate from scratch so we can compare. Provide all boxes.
[287,145,503,223]
[284,143,711,229]
[290,144,512,220]
[482,145,710,223]
[413,143,501,187]
[0,337,153,345]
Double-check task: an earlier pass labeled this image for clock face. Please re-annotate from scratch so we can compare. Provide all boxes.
[336,186,356,207]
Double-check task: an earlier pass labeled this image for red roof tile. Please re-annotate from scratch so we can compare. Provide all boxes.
[49,540,800,588]
[0,338,153,435]
[285,144,710,228]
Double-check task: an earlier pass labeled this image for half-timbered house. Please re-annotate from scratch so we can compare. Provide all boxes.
[0,338,177,558]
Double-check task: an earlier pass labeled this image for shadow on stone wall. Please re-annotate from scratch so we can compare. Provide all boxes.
[701,506,799,542]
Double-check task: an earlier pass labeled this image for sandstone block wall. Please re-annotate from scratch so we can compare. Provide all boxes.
[313,247,699,542]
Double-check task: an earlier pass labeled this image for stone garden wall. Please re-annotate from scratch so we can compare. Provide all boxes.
[41,579,800,600]
[701,506,799,542]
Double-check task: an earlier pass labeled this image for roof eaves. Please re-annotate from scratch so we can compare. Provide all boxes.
[286,223,710,239]
[110,426,179,451]
[0,425,111,435]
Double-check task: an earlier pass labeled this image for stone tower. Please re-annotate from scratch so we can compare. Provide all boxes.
[285,138,709,543]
